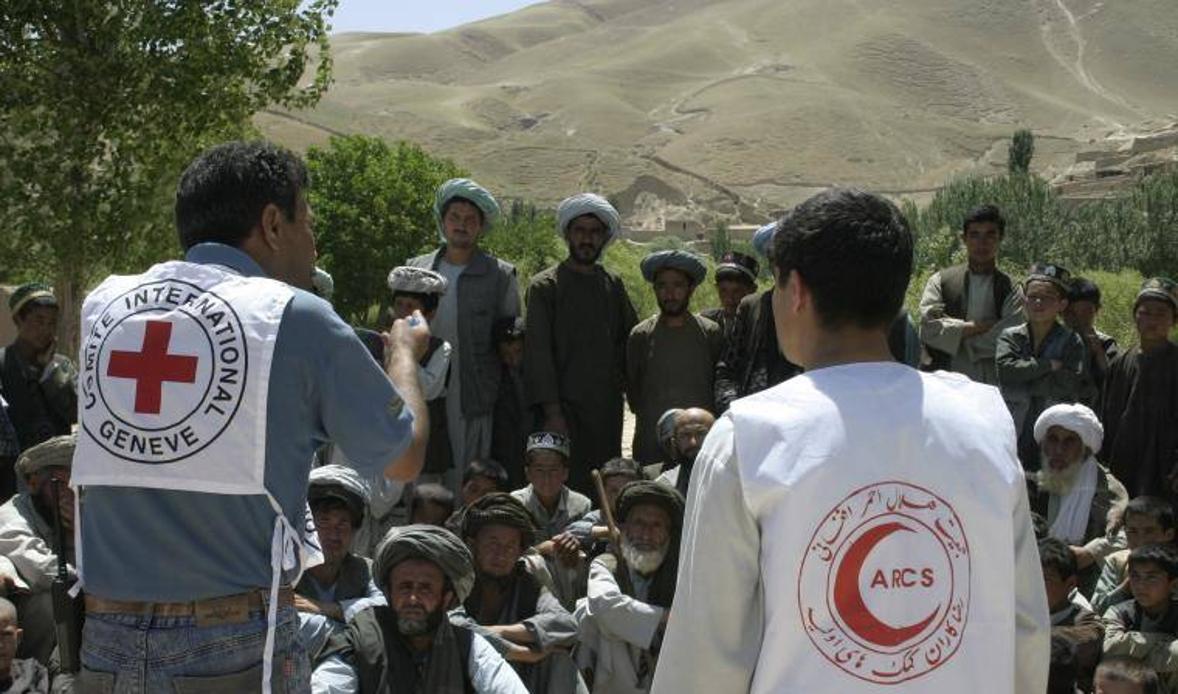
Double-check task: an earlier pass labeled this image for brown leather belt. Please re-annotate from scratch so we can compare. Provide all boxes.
[85,587,294,627]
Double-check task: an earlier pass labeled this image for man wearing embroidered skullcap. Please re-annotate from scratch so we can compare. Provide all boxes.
[450,493,586,693]
[410,179,520,490]
[296,465,386,654]
[626,250,723,464]
[73,141,432,691]
[1026,404,1127,592]
[714,222,802,413]
[655,189,1048,693]
[1099,277,1178,503]
[701,251,759,337]
[575,480,684,694]
[0,283,76,488]
[524,194,638,496]
[312,524,528,693]
[0,435,76,666]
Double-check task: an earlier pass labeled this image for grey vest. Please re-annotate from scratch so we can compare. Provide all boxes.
[409,247,517,417]
[925,264,1015,371]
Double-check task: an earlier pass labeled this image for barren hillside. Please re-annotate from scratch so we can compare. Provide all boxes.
[258,0,1178,226]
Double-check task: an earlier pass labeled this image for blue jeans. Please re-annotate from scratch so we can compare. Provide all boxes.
[78,606,309,693]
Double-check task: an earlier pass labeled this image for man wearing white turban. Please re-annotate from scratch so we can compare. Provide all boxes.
[1029,403,1128,586]
[524,194,638,496]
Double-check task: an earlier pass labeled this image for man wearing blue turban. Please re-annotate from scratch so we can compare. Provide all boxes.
[523,194,638,496]
[409,179,521,488]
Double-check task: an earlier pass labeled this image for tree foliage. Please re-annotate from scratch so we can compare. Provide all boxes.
[0,0,336,350]
[305,134,465,324]
[1008,129,1035,174]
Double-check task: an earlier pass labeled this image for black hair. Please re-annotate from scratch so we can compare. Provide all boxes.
[1069,276,1102,307]
[1030,511,1049,540]
[1024,276,1069,301]
[14,301,56,323]
[175,141,309,251]
[600,457,644,481]
[1046,635,1078,694]
[1124,496,1177,532]
[1128,543,1178,579]
[961,204,1006,237]
[772,188,914,330]
[1038,537,1078,580]
[410,483,456,518]
[525,448,570,468]
[309,495,362,529]
[441,196,484,226]
[1096,657,1160,694]
[462,459,509,489]
[715,267,756,287]
[392,290,440,314]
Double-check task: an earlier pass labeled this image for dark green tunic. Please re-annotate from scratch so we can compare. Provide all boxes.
[1099,342,1178,500]
[523,263,637,495]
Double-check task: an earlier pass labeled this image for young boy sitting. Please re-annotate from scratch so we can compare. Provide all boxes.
[408,483,456,527]
[1093,497,1177,614]
[0,597,49,693]
[1095,657,1160,694]
[511,432,592,543]
[1042,537,1103,690]
[1103,544,1178,692]
[997,262,1089,470]
[459,458,510,508]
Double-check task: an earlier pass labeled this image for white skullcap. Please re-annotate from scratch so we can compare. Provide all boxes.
[1034,403,1104,453]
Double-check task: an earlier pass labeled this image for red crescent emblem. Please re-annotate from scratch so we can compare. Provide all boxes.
[832,521,939,647]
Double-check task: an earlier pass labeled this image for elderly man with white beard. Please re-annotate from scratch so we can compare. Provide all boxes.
[1029,403,1129,588]
[574,481,684,694]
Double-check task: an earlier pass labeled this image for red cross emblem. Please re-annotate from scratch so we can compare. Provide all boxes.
[106,320,199,414]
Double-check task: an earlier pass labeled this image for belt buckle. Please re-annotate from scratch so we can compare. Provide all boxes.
[195,594,249,628]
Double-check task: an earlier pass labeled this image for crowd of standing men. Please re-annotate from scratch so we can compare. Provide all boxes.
[0,138,1175,693]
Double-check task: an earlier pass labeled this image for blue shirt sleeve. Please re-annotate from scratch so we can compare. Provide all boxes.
[293,293,415,478]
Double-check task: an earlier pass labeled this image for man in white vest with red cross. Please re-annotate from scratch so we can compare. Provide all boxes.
[70,141,431,692]
[652,188,1049,693]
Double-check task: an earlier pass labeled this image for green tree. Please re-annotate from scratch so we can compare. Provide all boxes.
[0,0,336,352]
[480,200,564,286]
[306,134,465,325]
[1008,129,1035,174]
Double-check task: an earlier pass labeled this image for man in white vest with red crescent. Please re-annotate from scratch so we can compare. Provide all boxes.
[652,188,1049,693]
[70,141,432,692]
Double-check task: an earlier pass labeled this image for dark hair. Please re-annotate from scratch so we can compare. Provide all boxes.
[1038,537,1078,580]
[772,188,914,330]
[309,496,362,529]
[462,459,509,489]
[1030,511,1049,540]
[392,290,440,314]
[961,204,1006,237]
[441,197,484,226]
[411,483,456,518]
[1096,657,1160,694]
[600,457,644,481]
[1124,496,1177,532]
[175,141,309,251]
[1046,635,1078,694]
[1128,543,1178,579]
[1069,276,1102,307]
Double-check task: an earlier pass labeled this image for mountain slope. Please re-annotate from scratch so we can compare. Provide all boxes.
[259,0,1178,225]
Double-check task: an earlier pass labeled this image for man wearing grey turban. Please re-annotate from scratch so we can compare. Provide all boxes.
[313,524,527,693]
[524,193,637,495]
[0,434,76,665]
[409,179,520,490]
[626,251,724,464]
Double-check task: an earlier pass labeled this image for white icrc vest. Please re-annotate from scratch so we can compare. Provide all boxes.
[71,260,300,693]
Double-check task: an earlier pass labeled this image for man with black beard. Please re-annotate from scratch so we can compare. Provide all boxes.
[575,481,683,694]
[627,251,724,464]
[524,194,638,495]
[652,408,715,498]
[453,493,586,694]
[1028,404,1128,591]
[313,525,527,693]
